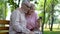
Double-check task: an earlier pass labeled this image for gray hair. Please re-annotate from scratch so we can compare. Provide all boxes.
[22,0,30,3]
[21,0,31,7]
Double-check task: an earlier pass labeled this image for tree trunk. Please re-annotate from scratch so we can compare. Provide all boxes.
[50,16,54,31]
[18,0,20,7]
[50,0,54,31]
[41,0,46,34]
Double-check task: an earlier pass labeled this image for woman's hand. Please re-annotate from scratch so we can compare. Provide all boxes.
[37,19,40,28]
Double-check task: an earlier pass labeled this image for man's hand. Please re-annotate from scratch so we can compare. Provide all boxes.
[29,31,35,34]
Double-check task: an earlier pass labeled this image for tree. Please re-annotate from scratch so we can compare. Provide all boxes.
[7,0,20,12]
[50,0,54,31]
[0,0,7,20]
[35,0,59,32]
[41,0,46,34]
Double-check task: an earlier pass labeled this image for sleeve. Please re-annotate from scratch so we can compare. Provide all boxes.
[11,11,30,34]
[35,13,39,29]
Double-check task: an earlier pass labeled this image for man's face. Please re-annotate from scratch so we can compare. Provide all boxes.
[22,3,31,13]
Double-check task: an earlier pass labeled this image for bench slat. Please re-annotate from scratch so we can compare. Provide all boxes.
[0,20,9,34]
[0,27,9,30]
[0,32,8,34]
[0,20,10,24]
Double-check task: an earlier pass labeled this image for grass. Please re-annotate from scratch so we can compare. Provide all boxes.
[44,28,60,34]
[44,31,60,34]
[44,28,60,31]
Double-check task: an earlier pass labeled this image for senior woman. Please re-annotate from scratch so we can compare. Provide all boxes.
[25,4,40,31]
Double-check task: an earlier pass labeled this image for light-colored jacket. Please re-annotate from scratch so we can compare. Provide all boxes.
[9,9,30,34]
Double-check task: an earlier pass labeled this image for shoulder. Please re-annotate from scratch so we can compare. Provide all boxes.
[33,12,37,16]
[33,12,39,19]
[11,9,21,15]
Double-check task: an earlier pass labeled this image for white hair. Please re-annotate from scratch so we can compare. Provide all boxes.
[19,0,30,8]
[22,0,30,3]
[21,0,31,8]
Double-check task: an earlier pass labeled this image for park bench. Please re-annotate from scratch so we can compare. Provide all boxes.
[0,20,10,34]
[0,20,42,34]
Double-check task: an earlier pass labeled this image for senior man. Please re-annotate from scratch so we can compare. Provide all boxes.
[9,0,34,34]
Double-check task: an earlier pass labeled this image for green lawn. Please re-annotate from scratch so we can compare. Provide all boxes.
[44,28,60,31]
[44,31,60,34]
[44,28,60,34]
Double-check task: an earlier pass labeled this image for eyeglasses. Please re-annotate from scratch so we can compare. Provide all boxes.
[24,3,35,10]
[24,3,31,8]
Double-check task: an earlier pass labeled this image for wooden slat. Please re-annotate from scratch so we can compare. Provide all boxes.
[0,27,9,30]
[0,20,9,34]
[0,20,10,24]
[0,32,8,34]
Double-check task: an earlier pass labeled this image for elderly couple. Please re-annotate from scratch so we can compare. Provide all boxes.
[9,0,40,34]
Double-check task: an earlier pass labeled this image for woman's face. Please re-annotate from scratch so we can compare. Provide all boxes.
[28,9,34,15]
[27,4,35,15]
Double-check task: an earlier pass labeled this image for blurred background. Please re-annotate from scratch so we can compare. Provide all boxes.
[0,0,60,34]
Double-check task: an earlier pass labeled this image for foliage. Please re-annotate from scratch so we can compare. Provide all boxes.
[0,0,7,20]
[8,0,19,9]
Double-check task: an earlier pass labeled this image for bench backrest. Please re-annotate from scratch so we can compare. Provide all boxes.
[0,20,10,34]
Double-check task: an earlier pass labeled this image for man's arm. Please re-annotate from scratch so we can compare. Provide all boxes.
[11,11,30,34]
